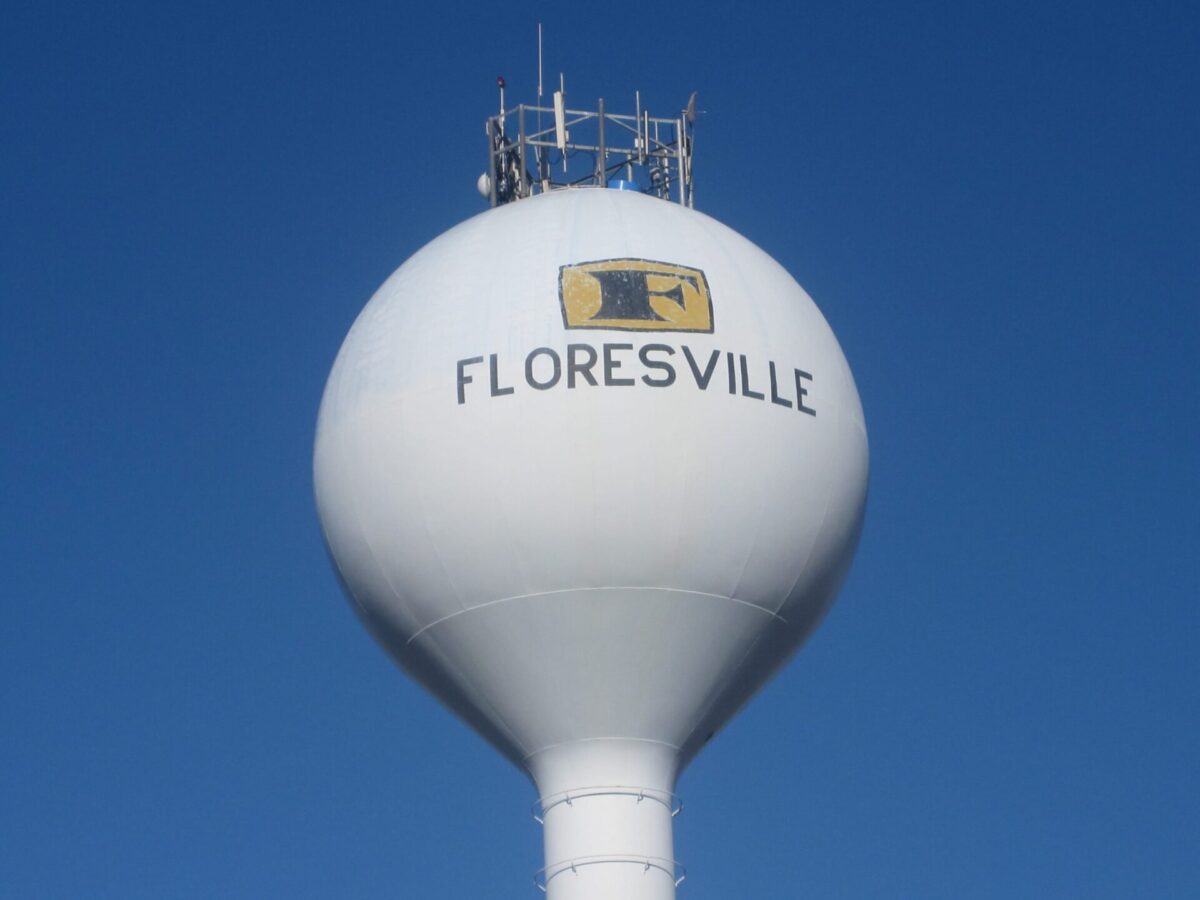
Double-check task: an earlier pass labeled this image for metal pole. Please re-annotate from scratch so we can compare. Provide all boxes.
[486,118,498,208]
[597,98,606,187]
[677,117,685,205]
[636,92,644,165]
[519,105,527,200]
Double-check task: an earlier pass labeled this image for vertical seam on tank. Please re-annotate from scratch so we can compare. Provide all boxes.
[678,627,772,758]
[339,413,420,635]
[704,210,770,606]
[777,364,853,616]
[775,450,835,617]
[404,231,530,758]
[406,391,469,615]
[416,623,532,759]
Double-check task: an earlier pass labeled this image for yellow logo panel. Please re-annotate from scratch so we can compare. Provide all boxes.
[559,258,714,332]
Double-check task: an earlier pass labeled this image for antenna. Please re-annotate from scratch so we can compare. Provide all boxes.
[497,75,506,132]
[536,25,548,189]
[553,85,567,153]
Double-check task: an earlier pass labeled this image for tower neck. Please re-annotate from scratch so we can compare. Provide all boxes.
[528,740,683,900]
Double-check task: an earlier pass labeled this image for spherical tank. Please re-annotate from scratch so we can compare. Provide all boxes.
[314,187,868,899]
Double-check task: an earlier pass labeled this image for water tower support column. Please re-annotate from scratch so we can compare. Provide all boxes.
[529,740,683,900]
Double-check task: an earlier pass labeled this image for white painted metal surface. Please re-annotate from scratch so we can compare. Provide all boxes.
[314,187,868,898]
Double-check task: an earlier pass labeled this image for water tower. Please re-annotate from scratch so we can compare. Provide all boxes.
[314,76,868,899]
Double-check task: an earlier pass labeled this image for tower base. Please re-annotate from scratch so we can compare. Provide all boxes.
[529,740,683,900]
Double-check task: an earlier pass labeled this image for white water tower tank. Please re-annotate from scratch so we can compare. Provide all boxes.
[315,129,867,899]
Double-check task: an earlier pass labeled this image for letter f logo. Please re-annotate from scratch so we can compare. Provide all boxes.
[559,259,714,333]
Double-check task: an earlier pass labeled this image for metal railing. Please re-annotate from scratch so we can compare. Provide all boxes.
[531,785,684,823]
[534,854,687,892]
[485,95,695,208]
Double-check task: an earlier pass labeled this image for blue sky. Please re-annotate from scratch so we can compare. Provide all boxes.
[3,1,1197,897]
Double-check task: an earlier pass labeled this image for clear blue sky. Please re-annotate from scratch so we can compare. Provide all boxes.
[3,1,1197,897]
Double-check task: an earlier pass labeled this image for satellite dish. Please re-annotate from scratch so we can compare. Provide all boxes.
[316,137,867,900]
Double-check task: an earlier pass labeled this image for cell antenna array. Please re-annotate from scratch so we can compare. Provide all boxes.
[481,75,697,208]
